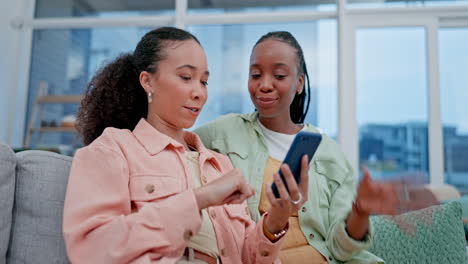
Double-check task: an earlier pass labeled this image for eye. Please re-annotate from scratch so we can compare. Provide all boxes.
[180,75,191,81]
[275,75,287,80]
[201,81,208,86]
[250,73,261,79]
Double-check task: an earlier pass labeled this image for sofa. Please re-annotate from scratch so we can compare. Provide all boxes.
[1,142,467,264]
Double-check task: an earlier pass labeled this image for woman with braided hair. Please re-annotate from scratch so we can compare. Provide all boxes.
[195,31,399,264]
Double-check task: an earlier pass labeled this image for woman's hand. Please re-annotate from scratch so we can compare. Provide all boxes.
[355,167,399,216]
[346,167,400,240]
[264,155,310,234]
[194,168,255,210]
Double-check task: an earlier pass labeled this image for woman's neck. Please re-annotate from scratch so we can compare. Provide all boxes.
[258,114,302,135]
[147,114,188,149]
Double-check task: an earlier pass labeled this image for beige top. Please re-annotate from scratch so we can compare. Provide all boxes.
[185,151,220,258]
[259,156,328,264]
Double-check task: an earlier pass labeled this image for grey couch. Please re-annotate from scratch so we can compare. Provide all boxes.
[1,143,72,263]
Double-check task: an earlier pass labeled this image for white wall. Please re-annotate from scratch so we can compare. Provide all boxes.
[0,0,32,147]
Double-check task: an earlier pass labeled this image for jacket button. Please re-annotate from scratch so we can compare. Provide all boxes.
[183,230,193,241]
[309,233,314,239]
[145,184,155,193]
[329,256,333,261]
[301,207,307,213]
[260,250,270,257]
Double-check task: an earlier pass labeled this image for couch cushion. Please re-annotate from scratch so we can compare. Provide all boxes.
[369,201,468,264]
[0,143,16,263]
[7,150,72,263]
[443,196,468,240]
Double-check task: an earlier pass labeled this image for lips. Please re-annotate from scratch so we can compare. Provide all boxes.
[255,96,277,107]
[183,106,200,113]
[183,106,201,117]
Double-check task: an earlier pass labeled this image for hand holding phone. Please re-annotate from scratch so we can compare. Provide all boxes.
[271,131,322,198]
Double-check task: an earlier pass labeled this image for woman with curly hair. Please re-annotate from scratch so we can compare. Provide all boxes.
[63,27,308,263]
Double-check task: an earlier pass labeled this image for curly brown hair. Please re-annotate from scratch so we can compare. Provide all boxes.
[77,27,200,145]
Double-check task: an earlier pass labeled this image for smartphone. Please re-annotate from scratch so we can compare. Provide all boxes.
[271,131,322,198]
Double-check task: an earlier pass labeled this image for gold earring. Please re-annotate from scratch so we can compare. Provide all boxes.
[148,92,153,103]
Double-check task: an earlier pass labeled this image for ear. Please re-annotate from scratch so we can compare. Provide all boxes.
[296,74,305,95]
[139,71,152,93]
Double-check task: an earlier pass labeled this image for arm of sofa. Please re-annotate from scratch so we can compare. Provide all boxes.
[424,184,461,202]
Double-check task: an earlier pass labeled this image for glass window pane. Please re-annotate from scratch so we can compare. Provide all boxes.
[26,22,337,150]
[440,28,468,195]
[188,0,336,13]
[357,27,429,183]
[35,0,174,18]
[26,28,151,149]
[348,0,468,8]
[188,21,338,138]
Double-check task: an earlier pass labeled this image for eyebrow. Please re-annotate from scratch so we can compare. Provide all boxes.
[250,63,290,68]
[176,64,210,76]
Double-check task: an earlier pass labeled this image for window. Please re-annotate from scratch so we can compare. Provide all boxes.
[348,0,468,9]
[440,27,468,195]
[26,27,151,148]
[26,22,337,148]
[188,0,336,13]
[35,0,174,18]
[188,21,338,137]
[357,27,429,182]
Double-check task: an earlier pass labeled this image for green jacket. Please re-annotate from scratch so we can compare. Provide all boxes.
[195,112,383,264]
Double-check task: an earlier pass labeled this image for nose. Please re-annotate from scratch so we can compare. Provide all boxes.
[191,83,207,101]
[259,76,273,93]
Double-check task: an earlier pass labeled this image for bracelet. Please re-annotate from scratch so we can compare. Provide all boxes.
[262,214,289,242]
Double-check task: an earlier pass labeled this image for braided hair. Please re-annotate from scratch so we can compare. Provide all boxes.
[253,31,311,124]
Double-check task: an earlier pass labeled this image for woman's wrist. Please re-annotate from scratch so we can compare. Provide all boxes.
[345,202,370,241]
[263,213,288,242]
[193,187,210,210]
[352,201,370,218]
[264,211,289,235]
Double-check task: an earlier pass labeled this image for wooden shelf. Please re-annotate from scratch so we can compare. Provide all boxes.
[24,81,83,148]
[37,95,83,104]
[31,127,77,132]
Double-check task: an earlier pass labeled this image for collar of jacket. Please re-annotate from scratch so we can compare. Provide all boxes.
[238,111,320,134]
[132,118,222,171]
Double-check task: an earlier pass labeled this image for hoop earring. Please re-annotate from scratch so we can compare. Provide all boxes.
[148,92,153,103]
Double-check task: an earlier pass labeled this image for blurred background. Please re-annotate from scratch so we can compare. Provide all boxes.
[0,0,467,195]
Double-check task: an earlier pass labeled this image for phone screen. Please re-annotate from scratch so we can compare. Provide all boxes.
[271,131,322,198]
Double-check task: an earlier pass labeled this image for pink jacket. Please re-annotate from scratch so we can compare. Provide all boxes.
[63,118,284,264]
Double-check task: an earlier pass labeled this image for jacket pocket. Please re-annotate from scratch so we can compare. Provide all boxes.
[313,160,348,209]
[224,204,251,223]
[129,175,183,202]
[223,204,251,250]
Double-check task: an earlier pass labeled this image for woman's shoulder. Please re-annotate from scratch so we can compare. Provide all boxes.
[195,113,253,140]
[78,127,134,157]
[200,113,250,130]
